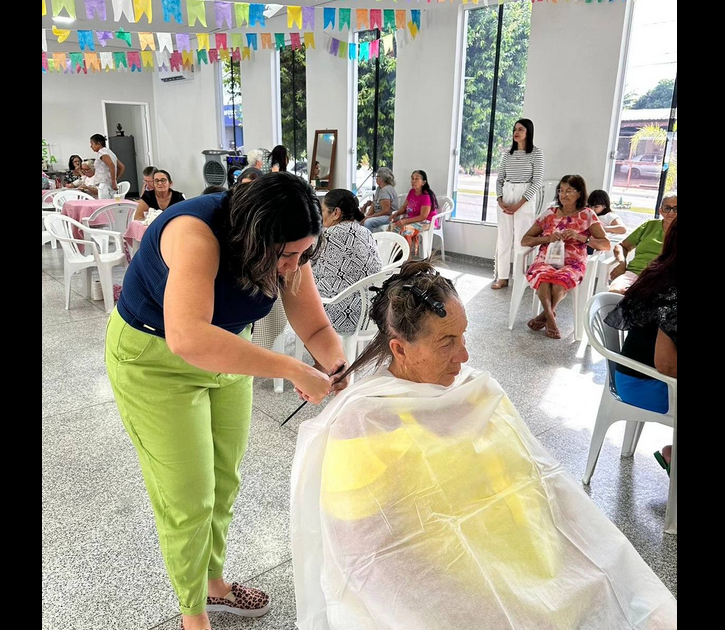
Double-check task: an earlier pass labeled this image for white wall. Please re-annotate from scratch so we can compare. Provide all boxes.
[240,50,282,153]
[105,104,148,187]
[151,63,220,197]
[523,1,629,193]
[41,71,156,170]
[306,27,355,190]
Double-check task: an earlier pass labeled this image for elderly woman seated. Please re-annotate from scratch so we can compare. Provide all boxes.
[291,261,676,630]
[71,162,99,198]
[361,167,399,233]
[521,174,610,339]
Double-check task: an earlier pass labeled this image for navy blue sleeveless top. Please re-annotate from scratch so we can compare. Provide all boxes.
[117,191,275,338]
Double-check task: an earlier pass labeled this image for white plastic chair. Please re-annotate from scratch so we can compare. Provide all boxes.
[117,181,131,198]
[82,202,136,255]
[295,269,395,379]
[52,189,93,212]
[42,189,63,209]
[373,232,409,270]
[536,179,560,217]
[508,248,601,340]
[420,196,454,261]
[583,293,677,534]
[42,212,54,246]
[44,214,126,313]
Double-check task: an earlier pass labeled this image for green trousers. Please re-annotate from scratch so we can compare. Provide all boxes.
[105,309,253,615]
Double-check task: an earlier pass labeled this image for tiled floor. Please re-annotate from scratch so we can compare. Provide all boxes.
[42,246,676,630]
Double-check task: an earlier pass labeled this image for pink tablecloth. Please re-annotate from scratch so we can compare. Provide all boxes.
[123,221,149,259]
[62,199,129,253]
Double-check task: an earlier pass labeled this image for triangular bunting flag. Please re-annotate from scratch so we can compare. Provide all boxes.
[246,33,258,51]
[69,51,85,73]
[230,34,243,51]
[302,7,315,30]
[242,47,251,60]
[370,9,382,30]
[42,29,47,52]
[215,34,228,50]
[162,0,182,23]
[176,33,191,52]
[360,42,370,61]
[209,49,219,63]
[139,32,156,51]
[141,50,154,68]
[290,32,301,50]
[409,21,419,38]
[349,42,356,60]
[411,9,421,29]
[288,6,303,30]
[196,33,210,51]
[157,32,173,53]
[186,0,207,27]
[111,0,135,22]
[115,28,133,47]
[261,33,273,49]
[234,2,249,27]
[383,34,394,54]
[356,9,370,31]
[324,8,336,30]
[128,51,142,72]
[96,31,114,47]
[85,52,101,72]
[42,52,49,73]
[275,33,286,50]
[304,32,315,49]
[155,50,170,70]
[181,50,194,68]
[100,52,114,71]
[52,26,71,43]
[249,4,265,27]
[113,51,129,69]
[384,10,396,31]
[78,30,95,51]
[52,0,76,19]
[170,51,183,71]
[86,0,106,20]
[339,8,351,31]
[338,41,347,59]
[215,2,233,28]
[370,39,380,59]
[396,10,406,30]
[133,0,152,23]
[219,48,230,61]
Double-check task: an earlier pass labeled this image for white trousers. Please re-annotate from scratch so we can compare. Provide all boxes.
[495,181,535,280]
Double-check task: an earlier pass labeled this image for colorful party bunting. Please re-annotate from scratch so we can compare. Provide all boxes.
[396,10,406,30]
[302,7,315,30]
[113,51,129,69]
[139,32,156,50]
[288,6,303,29]
[230,33,243,51]
[196,33,210,50]
[111,0,135,22]
[85,52,101,72]
[115,28,133,47]
[186,0,207,27]
[290,32,301,50]
[128,51,142,72]
[170,51,182,70]
[96,31,114,46]
[215,33,228,51]
[52,26,71,43]
[234,2,249,26]
[157,32,173,53]
[339,8,351,30]
[133,0,152,23]
[196,49,208,65]
[69,51,84,73]
[42,29,48,52]
[53,53,67,71]
[142,50,154,67]
[85,0,106,20]
[176,33,191,52]
[304,32,315,49]
[246,33,258,51]
[181,50,194,67]
[409,21,419,38]
[324,8,336,30]
[383,34,394,54]
[384,10,396,30]
[370,9,382,30]
[356,9,370,30]
[42,0,47,17]
[100,52,114,71]
[330,38,340,55]
[209,49,219,63]
[155,50,170,70]
[411,9,421,29]
[242,47,251,60]
[249,4,265,27]
[216,2,233,28]
[275,33,286,50]
[219,47,230,61]
[261,32,273,49]
[360,42,370,61]
[348,43,356,60]
[77,30,95,51]
[370,39,380,59]
[52,0,76,19]
[162,0,183,23]
[338,41,347,59]
[42,52,49,73]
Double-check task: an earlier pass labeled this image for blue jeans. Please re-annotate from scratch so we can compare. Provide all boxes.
[614,371,669,414]
[363,216,391,233]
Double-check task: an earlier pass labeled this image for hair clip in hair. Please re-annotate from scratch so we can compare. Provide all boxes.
[402,285,447,318]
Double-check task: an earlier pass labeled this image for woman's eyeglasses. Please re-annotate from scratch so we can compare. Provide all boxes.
[661,205,677,214]
[154,178,169,184]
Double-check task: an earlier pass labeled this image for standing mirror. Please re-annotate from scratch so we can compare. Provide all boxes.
[311,130,338,191]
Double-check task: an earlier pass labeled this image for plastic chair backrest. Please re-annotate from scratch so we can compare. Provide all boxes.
[434,196,454,228]
[585,292,628,395]
[85,202,136,233]
[373,232,409,270]
[536,179,560,218]
[53,189,93,211]
[42,189,62,207]
[117,181,131,197]
[44,213,93,261]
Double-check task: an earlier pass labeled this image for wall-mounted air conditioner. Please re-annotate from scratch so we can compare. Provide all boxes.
[158,67,195,83]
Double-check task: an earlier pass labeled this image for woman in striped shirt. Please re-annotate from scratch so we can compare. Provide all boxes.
[491,119,544,290]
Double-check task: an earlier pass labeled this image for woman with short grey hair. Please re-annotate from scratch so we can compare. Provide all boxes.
[362,167,399,233]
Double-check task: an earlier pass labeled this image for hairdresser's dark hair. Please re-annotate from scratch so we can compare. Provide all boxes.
[224,172,323,298]
[323,189,365,222]
[340,260,459,380]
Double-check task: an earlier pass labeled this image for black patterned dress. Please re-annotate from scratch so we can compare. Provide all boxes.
[312,221,383,335]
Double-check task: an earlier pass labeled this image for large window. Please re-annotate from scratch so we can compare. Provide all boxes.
[454,2,531,222]
[279,47,308,178]
[609,0,677,230]
[356,29,397,195]
[220,59,243,150]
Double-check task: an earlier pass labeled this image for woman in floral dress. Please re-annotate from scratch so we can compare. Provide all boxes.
[521,175,610,339]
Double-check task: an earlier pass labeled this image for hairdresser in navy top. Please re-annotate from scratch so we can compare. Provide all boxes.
[105,172,348,630]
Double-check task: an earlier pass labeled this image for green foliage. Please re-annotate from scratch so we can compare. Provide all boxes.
[357,30,396,170]
[459,3,531,172]
[632,79,675,110]
[280,48,308,161]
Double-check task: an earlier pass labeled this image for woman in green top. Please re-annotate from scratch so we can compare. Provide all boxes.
[609,192,677,294]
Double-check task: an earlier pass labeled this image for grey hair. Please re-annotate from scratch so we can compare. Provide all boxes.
[376,167,396,187]
[662,190,678,202]
[82,161,95,170]
[247,149,264,167]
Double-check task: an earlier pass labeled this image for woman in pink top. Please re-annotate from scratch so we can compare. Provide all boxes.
[390,170,438,257]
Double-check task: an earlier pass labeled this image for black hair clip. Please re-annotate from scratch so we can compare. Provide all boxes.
[402,285,447,318]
